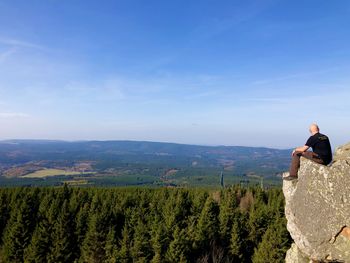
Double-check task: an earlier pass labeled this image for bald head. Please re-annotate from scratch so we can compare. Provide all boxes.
[309,124,319,135]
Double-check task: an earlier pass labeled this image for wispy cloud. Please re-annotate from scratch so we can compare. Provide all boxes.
[184,91,218,100]
[242,97,286,103]
[252,68,339,85]
[0,47,17,63]
[64,78,125,102]
[0,112,30,118]
[0,37,45,50]
[190,1,275,42]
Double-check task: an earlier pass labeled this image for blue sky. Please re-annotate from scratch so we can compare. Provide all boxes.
[0,0,349,148]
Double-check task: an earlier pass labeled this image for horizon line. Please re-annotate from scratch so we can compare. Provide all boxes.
[0,138,292,150]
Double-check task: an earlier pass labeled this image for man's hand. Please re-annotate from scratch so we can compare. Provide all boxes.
[292,145,310,156]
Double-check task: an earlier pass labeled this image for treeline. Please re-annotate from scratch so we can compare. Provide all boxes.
[0,185,291,263]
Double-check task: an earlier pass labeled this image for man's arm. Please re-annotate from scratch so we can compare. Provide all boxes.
[292,145,310,156]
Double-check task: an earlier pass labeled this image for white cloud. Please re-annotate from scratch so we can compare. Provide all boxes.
[0,112,30,118]
[0,47,17,63]
[190,1,271,42]
[0,37,45,50]
[243,97,286,103]
[252,68,339,85]
[64,78,125,101]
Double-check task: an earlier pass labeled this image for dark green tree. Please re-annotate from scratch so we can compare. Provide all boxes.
[130,219,152,262]
[116,225,132,263]
[193,196,220,256]
[252,218,291,263]
[24,195,54,263]
[2,193,38,263]
[80,203,111,263]
[104,226,118,263]
[165,226,190,263]
[248,195,271,247]
[230,212,248,262]
[47,200,75,263]
[74,202,90,259]
[0,191,10,244]
[149,217,167,263]
[218,189,238,243]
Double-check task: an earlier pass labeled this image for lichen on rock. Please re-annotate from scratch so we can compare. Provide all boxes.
[285,243,309,263]
[284,142,350,263]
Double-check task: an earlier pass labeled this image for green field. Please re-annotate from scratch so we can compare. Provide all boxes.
[23,169,90,178]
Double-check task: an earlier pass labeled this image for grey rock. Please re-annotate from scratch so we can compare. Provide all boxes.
[285,243,310,263]
[283,142,350,262]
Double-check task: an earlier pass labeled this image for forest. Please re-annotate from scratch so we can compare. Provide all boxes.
[0,185,291,263]
[0,140,290,188]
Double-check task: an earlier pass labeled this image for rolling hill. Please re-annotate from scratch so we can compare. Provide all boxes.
[0,140,291,187]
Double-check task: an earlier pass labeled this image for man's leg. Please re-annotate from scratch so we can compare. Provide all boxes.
[300,151,324,165]
[284,151,324,181]
[288,151,303,178]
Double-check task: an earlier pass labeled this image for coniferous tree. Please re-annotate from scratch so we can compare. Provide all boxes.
[47,200,75,263]
[116,225,132,263]
[218,189,238,244]
[80,203,111,263]
[194,196,219,251]
[252,218,291,263]
[104,226,118,263]
[248,193,271,247]
[0,185,291,263]
[130,219,152,263]
[173,190,192,228]
[24,195,54,263]
[150,217,167,263]
[74,202,90,259]
[230,212,248,262]
[162,192,178,234]
[165,226,190,263]
[3,193,38,263]
[0,190,10,245]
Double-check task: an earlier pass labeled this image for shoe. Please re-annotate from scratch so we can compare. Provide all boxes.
[283,175,298,181]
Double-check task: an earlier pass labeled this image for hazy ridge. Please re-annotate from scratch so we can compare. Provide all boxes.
[0,140,291,187]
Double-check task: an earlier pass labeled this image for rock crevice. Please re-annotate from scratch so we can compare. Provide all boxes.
[284,142,350,263]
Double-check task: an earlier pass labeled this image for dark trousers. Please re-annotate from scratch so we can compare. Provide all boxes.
[289,151,324,177]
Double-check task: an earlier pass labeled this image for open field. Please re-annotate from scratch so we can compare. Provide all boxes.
[23,169,93,178]
[63,179,90,185]
[0,140,290,187]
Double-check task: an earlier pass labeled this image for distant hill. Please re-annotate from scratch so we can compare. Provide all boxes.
[0,140,291,187]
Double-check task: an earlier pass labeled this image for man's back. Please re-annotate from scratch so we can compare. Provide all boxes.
[306,132,332,164]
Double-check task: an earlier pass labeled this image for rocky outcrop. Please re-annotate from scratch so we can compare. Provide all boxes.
[285,243,309,263]
[283,142,350,262]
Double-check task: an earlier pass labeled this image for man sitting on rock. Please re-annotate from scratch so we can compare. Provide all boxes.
[284,124,332,181]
